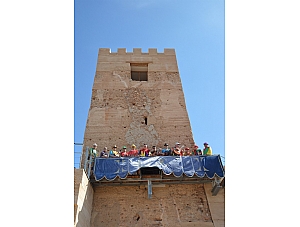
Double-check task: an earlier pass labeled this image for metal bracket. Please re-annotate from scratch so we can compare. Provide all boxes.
[211,176,222,196]
[148,180,152,199]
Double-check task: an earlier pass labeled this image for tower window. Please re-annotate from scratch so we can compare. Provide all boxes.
[131,63,148,81]
[144,117,147,125]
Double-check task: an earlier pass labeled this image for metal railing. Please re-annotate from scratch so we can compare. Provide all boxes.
[74,143,93,179]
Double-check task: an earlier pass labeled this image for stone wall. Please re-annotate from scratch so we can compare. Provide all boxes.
[74,169,94,227]
[90,184,215,227]
[204,184,225,227]
[81,48,194,166]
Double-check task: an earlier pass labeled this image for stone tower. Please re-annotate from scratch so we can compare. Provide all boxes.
[75,48,225,227]
[81,48,194,165]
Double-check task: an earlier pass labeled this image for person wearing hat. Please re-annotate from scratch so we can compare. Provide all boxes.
[162,143,171,156]
[128,144,139,157]
[120,146,128,157]
[192,144,202,155]
[109,145,120,158]
[203,142,212,156]
[100,147,109,158]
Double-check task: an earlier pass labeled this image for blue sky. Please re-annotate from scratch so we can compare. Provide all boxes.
[74,0,225,167]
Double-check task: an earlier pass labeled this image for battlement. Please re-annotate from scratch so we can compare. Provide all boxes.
[99,48,176,55]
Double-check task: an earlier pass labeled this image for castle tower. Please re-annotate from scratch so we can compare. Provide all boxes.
[75,48,224,227]
[81,48,194,165]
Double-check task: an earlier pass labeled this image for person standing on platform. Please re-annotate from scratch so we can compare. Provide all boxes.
[173,142,183,156]
[120,146,129,157]
[128,144,139,157]
[183,147,191,156]
[192,144,202,155]
[89,143,98,170]
[139,144,150,157]
[149,145,158,156]
[100,147,109,157]
[162,143,171,156]
[203,142,212,156]
[109,145,120,157]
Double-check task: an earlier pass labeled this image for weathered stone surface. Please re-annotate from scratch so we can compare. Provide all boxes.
[204,183,225,227]
[81,48,194,165]
[90,184,213,227]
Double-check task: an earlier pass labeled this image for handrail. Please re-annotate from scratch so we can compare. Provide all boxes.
[75,145,225,176]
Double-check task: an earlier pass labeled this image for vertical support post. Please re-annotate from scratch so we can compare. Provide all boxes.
[139,158,142,179]
[148,180,152,199]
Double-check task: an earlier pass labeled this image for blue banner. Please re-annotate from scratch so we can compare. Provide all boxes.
[94,155,224,181]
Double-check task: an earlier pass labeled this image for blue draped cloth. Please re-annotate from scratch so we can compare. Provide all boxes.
[93,155,224,181]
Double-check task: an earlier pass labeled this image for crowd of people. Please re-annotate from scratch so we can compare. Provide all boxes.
[89,142,213,160]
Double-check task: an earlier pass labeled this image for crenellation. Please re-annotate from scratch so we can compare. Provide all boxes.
[164,48,176,55]
[99,48,176,56]
[148,48,158,55]
[98,48,111,55]
[133,48,142,54]
[117,48,126,54]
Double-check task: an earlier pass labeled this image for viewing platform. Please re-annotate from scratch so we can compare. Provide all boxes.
[83,154,225,197]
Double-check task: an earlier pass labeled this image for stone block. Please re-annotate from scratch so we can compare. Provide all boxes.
[117,48,126,54]
[98,48,110,55]
[164,48,176,55]
[133,48,142,54]
[148,48,157,55]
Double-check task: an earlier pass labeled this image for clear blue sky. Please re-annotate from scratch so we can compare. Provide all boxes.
[74,0,225,166]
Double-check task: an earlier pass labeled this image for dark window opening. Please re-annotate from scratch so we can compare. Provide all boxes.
[131,63,148,81]
[131,71,147,81]
[144,117,147,125]
[140,167,160,175]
